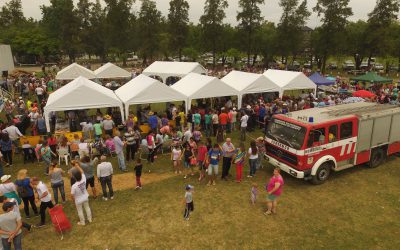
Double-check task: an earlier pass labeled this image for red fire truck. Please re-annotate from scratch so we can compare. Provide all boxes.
[264,102,400,184]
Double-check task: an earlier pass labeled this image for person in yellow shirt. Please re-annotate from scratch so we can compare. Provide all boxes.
[178,111,185,129]
[26,99,32,110]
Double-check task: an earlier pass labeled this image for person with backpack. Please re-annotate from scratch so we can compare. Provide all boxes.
[15,169,39,219]
[147,131,156,166]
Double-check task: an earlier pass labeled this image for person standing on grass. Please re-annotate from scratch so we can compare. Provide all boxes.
[71,163,92,226]
[233,144,246,183]
[197,141,208,182]
[183,144,195,179]
[0,202,23,250]
[204,110,212,137]
[221,138,235,181]
[207,144,221,186]
[31,176,54,228]
[211,110,219,137]
[80,156,98,199]
[183,185,194,221]
[240,111,249,141]
[124,127,137,162]
[93,120,103,140]
[0,133,13,167]
[134,159,143,190]
[49,163,66,204]
[40,141,56,176]
[171,145,182,174]
[97,155,114,201]
[15,170,39,219]
[265,168,284,216]
[102,115,115,137]
[114,131,127,172]
[247,140,259,178]
[0,196,32,232]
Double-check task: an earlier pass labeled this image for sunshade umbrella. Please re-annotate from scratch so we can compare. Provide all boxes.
[352,90,376,98]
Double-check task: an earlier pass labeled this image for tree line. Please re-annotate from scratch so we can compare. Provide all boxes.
[0,0,399,73]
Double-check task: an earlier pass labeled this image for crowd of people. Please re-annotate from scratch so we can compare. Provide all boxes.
[0,65,399,249]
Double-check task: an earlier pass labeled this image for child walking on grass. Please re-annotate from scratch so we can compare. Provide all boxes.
[171,146,182,174]
[233,144,246,183]
[134,158,143,190]
[183,185,194,220]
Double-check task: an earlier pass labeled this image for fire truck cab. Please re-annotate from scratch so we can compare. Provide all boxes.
[265,102,400,184]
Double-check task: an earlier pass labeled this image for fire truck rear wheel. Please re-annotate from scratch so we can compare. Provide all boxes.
[311,163,331,185]
[369,148,385,168]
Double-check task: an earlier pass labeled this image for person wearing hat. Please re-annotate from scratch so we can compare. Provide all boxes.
[183,185,194,221]
[0,175,19,204]
[0,201,23,250]
[31,176,54,228]
[15,169,38,219]
[102,115,115,137]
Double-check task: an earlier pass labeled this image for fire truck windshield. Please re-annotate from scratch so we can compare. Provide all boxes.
[266,118,306,150]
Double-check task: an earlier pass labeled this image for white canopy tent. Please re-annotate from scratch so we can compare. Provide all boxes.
[94,62,131,79]
[221,70,280,108]
[0,44,14,72]
[263,69,317,97]
[44,76,124,132]
[56,63,96,80]
[115,74,187,119]
[142,61,207,84]
[171,73,239,112]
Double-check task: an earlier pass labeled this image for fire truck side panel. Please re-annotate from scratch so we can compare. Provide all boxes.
[388,142,400,155]
[355,119,373,165]
[371,116,392,147]
[389,114,400,143]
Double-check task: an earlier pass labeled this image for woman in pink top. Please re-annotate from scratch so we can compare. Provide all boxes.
[104,135,115,155]
[265,168,284,215]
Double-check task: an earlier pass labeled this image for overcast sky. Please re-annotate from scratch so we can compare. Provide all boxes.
[0,0,377,28]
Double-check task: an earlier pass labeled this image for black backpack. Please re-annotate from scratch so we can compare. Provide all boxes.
[17,184,30,198]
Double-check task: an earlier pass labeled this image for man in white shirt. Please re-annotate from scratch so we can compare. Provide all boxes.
[31,177,54,227]
[35,85,45,104]
[97,155,114,201]
[2,124,23,152]
[240,112,249,141]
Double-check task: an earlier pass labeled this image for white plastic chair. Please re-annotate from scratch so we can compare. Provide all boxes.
[57,147,70,166]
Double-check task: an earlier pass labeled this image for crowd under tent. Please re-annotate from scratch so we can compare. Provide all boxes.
[44,76,124,132]
[142,61,207,85]
[171,73,239,112]
[115,74,187,119]
[55,63,96,80]
[350,72,393,84]
[94,62,131,79]
[309,72,335,86]
[221,70,280,108]
[263,69,317,97]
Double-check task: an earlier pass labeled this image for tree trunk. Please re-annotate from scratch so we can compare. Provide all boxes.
[321,54,327,74]
[252,54,257,67]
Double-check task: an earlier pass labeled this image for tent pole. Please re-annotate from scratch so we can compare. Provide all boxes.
[44,110,51,133]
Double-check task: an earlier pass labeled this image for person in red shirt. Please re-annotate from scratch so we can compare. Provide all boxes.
[218,110,228,132]
[196,141,208,181]
[47,134,58,159]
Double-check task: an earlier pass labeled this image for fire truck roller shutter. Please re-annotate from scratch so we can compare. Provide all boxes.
[311,155,337,176]
[371,116,392,148]
[388,114,400,155]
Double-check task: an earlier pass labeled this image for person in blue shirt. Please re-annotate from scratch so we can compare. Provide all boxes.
[258,105,266,129]
[14,169,39,219]
[206,144,221,186]
[148,112,158,131]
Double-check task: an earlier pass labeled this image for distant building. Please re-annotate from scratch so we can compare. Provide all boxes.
[0,44,14,77]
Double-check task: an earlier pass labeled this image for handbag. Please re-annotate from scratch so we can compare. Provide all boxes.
[190,157,197,166]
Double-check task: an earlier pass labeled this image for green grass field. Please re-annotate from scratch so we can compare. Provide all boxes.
[2,130,400,249]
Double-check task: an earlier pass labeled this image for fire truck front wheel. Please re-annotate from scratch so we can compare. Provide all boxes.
[311,163,331,185]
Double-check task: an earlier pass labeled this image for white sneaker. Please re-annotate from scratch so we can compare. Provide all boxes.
[77,222,85,226]
[88,218,92,223]
[110,196,114,200]
[102,197,108,201]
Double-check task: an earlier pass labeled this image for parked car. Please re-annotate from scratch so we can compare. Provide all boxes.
[360,62,369,70]
[327,62,338,70]
[303,62,312,69]
[389,65,399,72]
[342,60,355,71]
[374,63,384,71]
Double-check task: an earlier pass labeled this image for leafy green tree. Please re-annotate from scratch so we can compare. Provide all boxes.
[168,0,189,61]
[138,0,163,64]
[313,0,353,73]
[0,0,25,28]
[87,0,108,60]
[389,22,400,71]
[41,0,80,63]
[200,0,228,67]
[76,0,93,57]
[104,0,135,65]
[345,21,368,69]
[254,21,278,68]
[366,0,400,64]
[236,0,264,65]
[182,47,199,61]
[277,0,310,66]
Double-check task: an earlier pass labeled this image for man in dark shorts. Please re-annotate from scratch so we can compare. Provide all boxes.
[80,156,98,198]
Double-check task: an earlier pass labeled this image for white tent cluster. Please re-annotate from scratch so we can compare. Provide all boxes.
[47,62,316,131]
[142,61,207,84]
[56,62,131,80]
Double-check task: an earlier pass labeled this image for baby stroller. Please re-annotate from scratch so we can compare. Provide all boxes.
[91,138,106,157]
